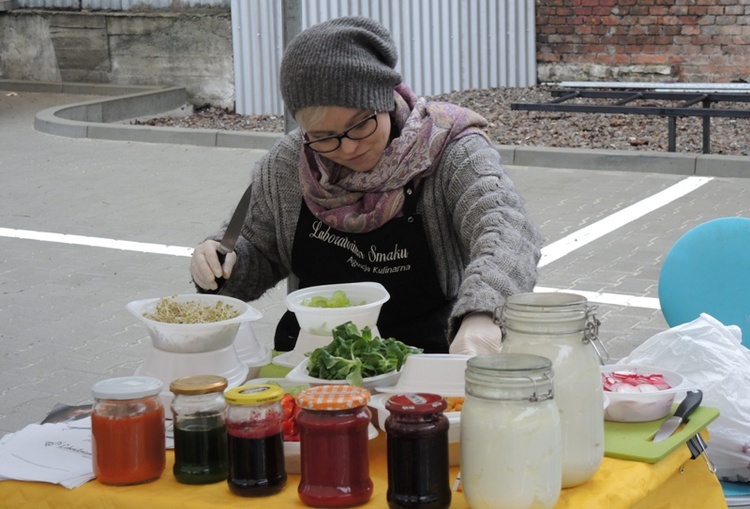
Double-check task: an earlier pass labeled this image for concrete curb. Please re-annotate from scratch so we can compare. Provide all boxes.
[3,79,748,176]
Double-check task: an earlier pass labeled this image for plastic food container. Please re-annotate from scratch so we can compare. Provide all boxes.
[127,294,262,353]
[286,282,390,336]
[285,358,402,389]
[374,354,471,397]
[602,364,690,422]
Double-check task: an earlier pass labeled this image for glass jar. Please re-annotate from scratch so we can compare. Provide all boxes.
[225,384,287,497]
[296,385,373,508]
[385,393,451,509]
[461,354,561,509]
[499,292,606,488]
[91,376,166,486]
[169,375,228,485]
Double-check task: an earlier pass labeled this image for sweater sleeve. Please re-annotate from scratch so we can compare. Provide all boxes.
[427,135,543,339]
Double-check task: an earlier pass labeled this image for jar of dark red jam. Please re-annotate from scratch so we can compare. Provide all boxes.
[224,384,287,497]
[296,385,373,507]
[91,376,166,486]
[385,393,451,509]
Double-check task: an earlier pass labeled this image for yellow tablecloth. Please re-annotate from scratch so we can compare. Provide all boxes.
[0,431,726,508]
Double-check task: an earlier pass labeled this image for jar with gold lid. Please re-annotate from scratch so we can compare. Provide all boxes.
[170,375,228,485]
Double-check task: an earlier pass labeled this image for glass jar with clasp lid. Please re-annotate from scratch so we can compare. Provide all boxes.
[460,354,562,509]
[499,292,608,488]
[169,375,228,485]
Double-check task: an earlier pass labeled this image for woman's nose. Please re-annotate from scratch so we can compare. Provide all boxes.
[338,136,359,154]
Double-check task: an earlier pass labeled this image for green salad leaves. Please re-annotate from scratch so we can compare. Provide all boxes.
[306,321,422,387]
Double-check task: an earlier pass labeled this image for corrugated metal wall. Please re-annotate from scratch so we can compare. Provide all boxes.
[232,0,537,115]
[15,0,228,8]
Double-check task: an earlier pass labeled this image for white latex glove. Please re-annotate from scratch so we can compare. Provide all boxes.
[449,312,503,356]
[190,240,237,291]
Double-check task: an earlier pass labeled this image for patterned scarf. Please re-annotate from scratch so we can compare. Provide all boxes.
[299,83,489,233]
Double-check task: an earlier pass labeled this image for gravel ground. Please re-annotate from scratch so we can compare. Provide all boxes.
[135,86,750,156]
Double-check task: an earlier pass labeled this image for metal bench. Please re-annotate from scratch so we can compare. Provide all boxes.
[511,85,750,154]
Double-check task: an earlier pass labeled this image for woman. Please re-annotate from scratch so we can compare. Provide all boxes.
[190,16,542,355]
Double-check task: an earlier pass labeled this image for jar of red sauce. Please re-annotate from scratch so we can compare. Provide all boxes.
[296,385,373,508]
[385,393,451,509]
[225,384,287,497]
[91,376,166,486]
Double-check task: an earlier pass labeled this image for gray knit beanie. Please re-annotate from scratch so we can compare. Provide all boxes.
[279,16,402,118]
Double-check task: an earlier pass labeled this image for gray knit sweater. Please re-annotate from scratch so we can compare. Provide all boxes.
[212,128,542,341]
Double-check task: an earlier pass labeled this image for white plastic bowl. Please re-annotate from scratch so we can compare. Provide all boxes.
[374,354,471,397]
[286,358,402,390]
[286,282,390,336]
[369,393,462,466]
[601,364,693,422]
[127,294,262,353]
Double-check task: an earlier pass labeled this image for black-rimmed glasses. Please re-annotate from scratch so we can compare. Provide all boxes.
[303,111,379,154]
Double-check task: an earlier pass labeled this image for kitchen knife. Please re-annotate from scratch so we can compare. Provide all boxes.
[214,184,253,291]
[652,390,703,442]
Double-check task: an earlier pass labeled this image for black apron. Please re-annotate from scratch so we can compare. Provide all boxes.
[274,182,452,353]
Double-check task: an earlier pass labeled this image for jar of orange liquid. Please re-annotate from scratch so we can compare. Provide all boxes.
[91,376,166,485]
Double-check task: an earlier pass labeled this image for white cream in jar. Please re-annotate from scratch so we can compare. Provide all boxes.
[460,354,562,509]
[501,292,605,487]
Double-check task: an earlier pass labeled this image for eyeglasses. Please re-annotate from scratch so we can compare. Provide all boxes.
[303,111,379,154]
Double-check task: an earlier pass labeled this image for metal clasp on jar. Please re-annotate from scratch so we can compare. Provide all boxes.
[582,306,610,364]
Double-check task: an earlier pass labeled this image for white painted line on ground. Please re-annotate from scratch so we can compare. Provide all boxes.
[1,176,710,312]
[539,176,713,267]
[0,227,194,257]
[534,286,661,310]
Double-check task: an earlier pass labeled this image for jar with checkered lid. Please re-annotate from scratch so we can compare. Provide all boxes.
[295,385,373,507]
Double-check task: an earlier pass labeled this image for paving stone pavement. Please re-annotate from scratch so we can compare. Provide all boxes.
[2,90,750,436]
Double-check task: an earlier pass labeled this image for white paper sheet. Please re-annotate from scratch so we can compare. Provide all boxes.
[0,423,95,489]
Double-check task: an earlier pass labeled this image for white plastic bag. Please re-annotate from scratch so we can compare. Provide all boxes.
[619,313,750,482]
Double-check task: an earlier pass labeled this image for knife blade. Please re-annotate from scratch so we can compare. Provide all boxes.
[214,184,253,291]
[652,389,703,442]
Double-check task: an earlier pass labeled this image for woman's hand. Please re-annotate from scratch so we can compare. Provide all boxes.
[449,312,503,356]
[190,240,237,291]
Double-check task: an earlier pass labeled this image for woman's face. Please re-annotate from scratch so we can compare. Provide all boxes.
[298,106,391,172]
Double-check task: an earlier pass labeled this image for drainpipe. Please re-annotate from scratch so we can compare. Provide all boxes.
[282,0,302,133]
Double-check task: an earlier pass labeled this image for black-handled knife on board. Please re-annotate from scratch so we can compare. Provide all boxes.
[653,390,703,442]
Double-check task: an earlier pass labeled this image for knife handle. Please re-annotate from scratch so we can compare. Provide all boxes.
[674,390,703,420]
[214,251,227,292]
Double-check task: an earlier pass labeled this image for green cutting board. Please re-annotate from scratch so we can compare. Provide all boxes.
[604,405,720,463]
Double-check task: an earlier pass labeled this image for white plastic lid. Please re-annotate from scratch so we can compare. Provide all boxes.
[92,376,164,400]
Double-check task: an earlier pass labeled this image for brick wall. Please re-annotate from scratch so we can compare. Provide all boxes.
[536,0,750,83]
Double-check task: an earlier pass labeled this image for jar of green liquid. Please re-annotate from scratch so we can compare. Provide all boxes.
[169,375,229,485]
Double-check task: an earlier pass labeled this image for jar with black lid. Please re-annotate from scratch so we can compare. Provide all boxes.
[169,375,228,485]
[385,393,451,509]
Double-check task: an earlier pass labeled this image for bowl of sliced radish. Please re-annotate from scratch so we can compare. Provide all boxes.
[601,364,692,422]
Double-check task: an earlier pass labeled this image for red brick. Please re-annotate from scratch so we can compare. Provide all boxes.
[631,54,670,64]
[650,6,669,16]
